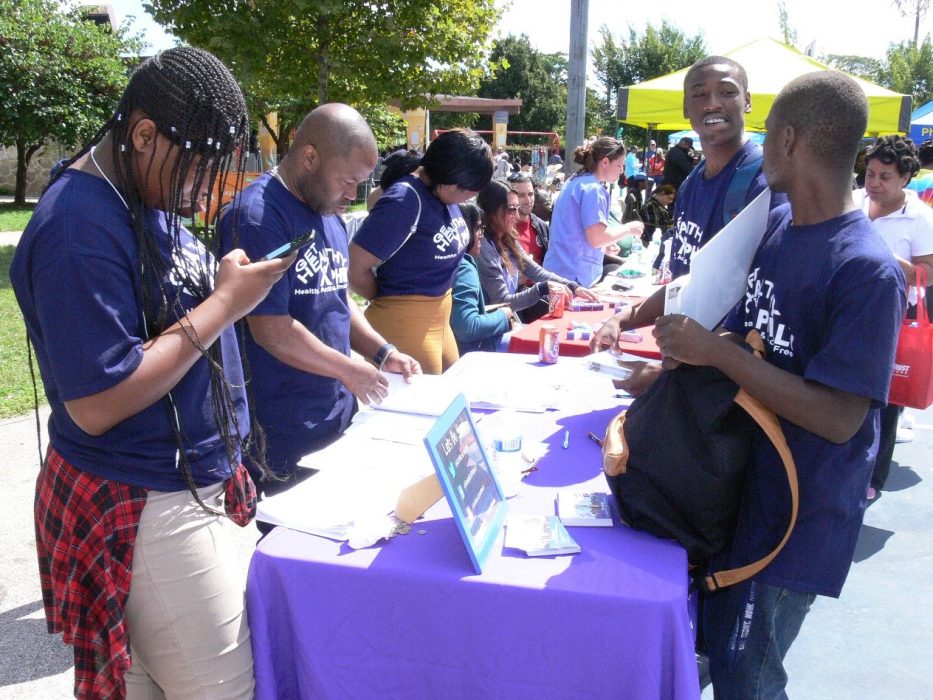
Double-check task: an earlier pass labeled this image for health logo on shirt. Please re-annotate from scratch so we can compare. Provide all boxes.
[433,218,469,261]
[743,267,795,358]
[294,240,348,295]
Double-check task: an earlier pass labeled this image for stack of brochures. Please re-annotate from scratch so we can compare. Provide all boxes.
[504,515,581,557]
[556,491,614,527]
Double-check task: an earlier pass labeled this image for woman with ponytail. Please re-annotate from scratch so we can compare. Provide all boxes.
[10,47,292,698]
[349,129,494,374]
[543,136,645,286]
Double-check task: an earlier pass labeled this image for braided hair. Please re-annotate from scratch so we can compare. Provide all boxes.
[48,47,272,512]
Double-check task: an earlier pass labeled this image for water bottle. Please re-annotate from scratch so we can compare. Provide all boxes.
[631,237,643,265]
[487,411,524,497]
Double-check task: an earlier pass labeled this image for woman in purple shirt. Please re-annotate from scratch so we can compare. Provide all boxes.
[349,130,493,373]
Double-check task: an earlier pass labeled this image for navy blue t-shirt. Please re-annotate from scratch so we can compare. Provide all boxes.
[353,175,469,298]
[669,140,772,280]
[720,205,905,597]
[10,170,248,490]
[219,173,355,476]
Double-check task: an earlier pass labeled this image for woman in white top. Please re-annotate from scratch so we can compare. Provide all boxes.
[858,135,933,498]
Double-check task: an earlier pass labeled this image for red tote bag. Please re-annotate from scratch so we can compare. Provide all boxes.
[889,267,933,409]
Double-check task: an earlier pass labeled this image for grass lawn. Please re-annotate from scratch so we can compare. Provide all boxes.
[0,245,46,419]
[0,203,35,232]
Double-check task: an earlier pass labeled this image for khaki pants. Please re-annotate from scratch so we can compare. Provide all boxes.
[364,290,459,375]
[124,484,254,699]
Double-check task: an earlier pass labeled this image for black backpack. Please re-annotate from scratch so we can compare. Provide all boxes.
[602,332,798,592]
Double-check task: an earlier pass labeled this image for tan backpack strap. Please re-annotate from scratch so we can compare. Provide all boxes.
[700,388,799,592]
[602,410,630,476]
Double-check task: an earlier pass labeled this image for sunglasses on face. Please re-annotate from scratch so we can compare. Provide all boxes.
[505,205,520,213]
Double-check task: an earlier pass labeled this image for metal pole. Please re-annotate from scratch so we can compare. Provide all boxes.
[565,0,588,176]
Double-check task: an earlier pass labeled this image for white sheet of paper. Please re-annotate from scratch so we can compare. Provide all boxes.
[342,409,436,445]
[371,372,460,417]
[263,438,434,539]
[444,352,565,412]
[664,187,771,329]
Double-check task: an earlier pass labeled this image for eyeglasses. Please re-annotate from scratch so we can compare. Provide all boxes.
[505,205,520,213]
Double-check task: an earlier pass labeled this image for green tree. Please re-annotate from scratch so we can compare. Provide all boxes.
[590,25,623,131]
[827,38,933,114]
[886,37,933,108]
[823,54,886,83]
[0,0,141,203]
[477,35,567,134]
[778,1,798,49]
[358,105,408,151]
[145,0,500,156]
[590,21,706,140]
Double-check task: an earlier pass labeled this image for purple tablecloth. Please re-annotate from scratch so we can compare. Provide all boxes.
[246,354,700,699]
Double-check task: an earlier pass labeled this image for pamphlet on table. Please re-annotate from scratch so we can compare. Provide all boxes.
[557,491,614,527]
[504,515,581,557]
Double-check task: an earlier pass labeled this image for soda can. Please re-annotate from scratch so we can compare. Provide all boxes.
[548,291,565,318]
[539,324,560,364]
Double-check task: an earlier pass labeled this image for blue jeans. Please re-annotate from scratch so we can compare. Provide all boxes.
[703,580,817,699]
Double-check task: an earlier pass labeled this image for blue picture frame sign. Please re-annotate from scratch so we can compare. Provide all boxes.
[423,394,508,574]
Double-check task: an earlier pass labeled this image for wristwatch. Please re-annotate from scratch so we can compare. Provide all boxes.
[373,343,397,370]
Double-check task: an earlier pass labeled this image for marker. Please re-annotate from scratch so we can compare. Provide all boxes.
[562,430,570,449]
[587,432,603,447]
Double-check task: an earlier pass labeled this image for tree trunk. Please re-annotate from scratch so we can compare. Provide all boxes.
[914,6,921,46]
[14,140,42,205]
[260,114,286,161]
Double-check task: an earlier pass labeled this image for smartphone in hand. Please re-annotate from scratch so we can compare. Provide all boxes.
[258,229,316,261]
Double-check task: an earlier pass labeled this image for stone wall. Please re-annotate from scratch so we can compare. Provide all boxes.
[0,143,72,198]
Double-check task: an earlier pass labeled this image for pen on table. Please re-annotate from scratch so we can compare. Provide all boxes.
[587,432,603,447]
[562,429,570,449]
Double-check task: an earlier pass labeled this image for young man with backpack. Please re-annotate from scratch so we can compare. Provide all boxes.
[653,70,905,700]
[592,55,783,394]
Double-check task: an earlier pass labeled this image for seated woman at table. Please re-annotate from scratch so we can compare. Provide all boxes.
[450,202,516,353]
[543,137,644,286]
[476,180,597,323]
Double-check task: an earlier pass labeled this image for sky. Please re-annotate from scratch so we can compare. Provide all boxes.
[105,0,928,63]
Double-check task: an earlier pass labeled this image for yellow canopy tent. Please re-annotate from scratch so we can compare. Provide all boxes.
[616,36,910,136]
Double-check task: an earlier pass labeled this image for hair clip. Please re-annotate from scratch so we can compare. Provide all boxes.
[171,126,177,133]
[215,142,222,150]
[116,113,122,122]
[206,137,213,145]
[120,144,126,152]
[185,140,191,149]
[229,126,236,134]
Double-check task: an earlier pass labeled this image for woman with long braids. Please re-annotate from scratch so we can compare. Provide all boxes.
[10,48,292,698]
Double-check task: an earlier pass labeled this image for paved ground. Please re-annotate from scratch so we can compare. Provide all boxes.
[1,403,931,699]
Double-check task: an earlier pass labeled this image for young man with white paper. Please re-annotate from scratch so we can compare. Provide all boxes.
[591,56,781,394]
